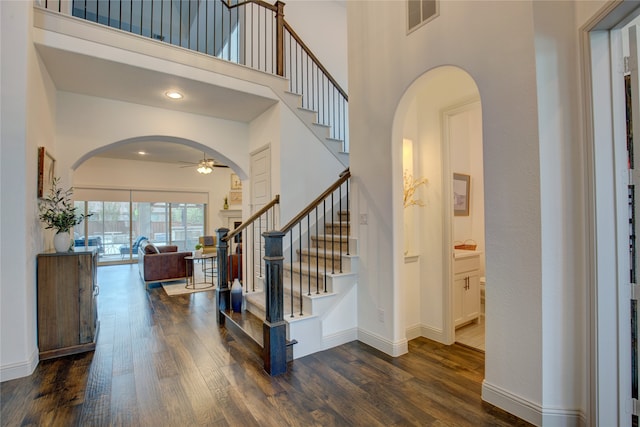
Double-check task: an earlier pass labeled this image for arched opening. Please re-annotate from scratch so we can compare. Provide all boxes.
[70,137,246,265]
[393,65,484,351]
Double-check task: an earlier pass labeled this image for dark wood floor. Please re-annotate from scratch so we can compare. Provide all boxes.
[1,264,531,426]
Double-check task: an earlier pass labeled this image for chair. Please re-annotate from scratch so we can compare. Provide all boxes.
[74,236,104,253]
[227,243,242,281]
[198,236,217,255]
[120,236,147,259]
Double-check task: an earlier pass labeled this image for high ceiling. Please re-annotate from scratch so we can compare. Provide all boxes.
[35,45,279,164]
[93,140,228,166]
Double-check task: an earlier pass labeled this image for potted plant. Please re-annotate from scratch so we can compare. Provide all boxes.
[194,243,204,257]
[39,177,92,252]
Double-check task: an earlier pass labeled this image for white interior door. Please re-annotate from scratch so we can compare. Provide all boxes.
[250,146,271,281]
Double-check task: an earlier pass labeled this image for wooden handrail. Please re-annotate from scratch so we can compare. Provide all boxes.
[224,0,277,12]
[222,195,280,242]
[283,21,348,101]
[281,168,350,233]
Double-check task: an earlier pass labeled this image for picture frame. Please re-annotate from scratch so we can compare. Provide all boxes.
[230,173,242,190]
[453,173,470,216]
[229,190,242,205]
[38,147,56,198]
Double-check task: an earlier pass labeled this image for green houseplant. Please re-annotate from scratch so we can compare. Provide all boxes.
[39,177,92,252]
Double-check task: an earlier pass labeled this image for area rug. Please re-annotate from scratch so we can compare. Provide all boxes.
[161,268,216,296]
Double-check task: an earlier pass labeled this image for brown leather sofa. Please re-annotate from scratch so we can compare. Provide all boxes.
[138,239,191,289]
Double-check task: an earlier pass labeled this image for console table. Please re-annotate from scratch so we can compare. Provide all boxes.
[37,247,99,360]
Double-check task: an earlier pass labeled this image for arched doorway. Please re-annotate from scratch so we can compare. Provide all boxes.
[70,137,246,265]
[393,66,484,350]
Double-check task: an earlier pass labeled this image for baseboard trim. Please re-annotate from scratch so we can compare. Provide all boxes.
[541,408,586,427]
[406,324,422,340]
[406,324,446,343]
[357,328,408,357]
[1,348,38,382]
[420,324,446,343]
[482,381,585,427]
[323,327,358,351]
[482,380,542,426]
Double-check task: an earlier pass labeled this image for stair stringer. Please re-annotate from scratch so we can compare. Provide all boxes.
[285,270,358,359]
[243,259,359,360]
[277,90,349,167]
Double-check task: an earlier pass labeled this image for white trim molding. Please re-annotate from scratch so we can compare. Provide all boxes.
[482,381,586,427]
[0,349,38,382]
[357,328,408,357]
[405,323,447,344]
[322,328,358,351]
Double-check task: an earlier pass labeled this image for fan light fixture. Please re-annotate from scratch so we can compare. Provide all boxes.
[197,159,214,174]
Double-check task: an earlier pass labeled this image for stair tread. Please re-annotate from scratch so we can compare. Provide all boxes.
[312,234,351,241]
[246,286,337,300]
[286,262,356,277]
[244,290,325,318]
[297,248,350,258]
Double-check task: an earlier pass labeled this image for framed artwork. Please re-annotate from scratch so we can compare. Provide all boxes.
[453,173,470,216]
[229,190,242,205]
[230,173,242,190]
[38,147,56,198]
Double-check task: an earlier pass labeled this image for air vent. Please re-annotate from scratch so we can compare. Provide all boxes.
[407,0,439,33]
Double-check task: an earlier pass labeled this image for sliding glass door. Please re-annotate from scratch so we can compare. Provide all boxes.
[74,197,206,265]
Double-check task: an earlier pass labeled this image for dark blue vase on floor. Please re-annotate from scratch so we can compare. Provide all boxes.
[231,278,242,312]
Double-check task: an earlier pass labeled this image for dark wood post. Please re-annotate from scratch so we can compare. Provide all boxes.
[215,228,230,325]
[275,1,285,77]
[262,230,287,375]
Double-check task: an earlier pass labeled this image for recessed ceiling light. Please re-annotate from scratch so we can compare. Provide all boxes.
[165,90,183,100]
[138,151,147,155]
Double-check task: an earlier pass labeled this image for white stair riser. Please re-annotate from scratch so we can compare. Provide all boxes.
[296,253,352,272]
[324,223,350,235]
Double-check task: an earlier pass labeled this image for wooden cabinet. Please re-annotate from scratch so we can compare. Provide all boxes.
[37,248,99,360]
[453,252,481,328]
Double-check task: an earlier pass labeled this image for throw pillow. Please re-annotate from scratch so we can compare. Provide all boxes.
[144,242,160,254]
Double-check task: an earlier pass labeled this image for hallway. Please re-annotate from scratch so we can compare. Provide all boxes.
[1,264,529,426]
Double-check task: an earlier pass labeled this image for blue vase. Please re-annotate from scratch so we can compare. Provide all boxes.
[231,279,242,312]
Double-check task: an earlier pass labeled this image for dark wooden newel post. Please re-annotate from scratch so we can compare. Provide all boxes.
[215,228,230,325]
[262,230,287,375]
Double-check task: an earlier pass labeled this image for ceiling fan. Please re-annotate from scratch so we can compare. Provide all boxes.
[178,152,228,174]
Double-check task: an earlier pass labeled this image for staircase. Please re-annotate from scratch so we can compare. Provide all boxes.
[53,0,350,163]
[244,209,358,359]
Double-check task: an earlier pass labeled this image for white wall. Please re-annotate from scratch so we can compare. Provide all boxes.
[348,0,588,423]
[284,0,348,92]
[73,157,234,234]
[278,103,345,225]
[1,0,57,381]
[533,1,586,421]
[56,92,250,184]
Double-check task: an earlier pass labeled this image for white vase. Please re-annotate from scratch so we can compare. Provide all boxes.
[53,231,71,252]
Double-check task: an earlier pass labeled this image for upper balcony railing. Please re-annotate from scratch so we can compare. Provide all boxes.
[42,0,348,152]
